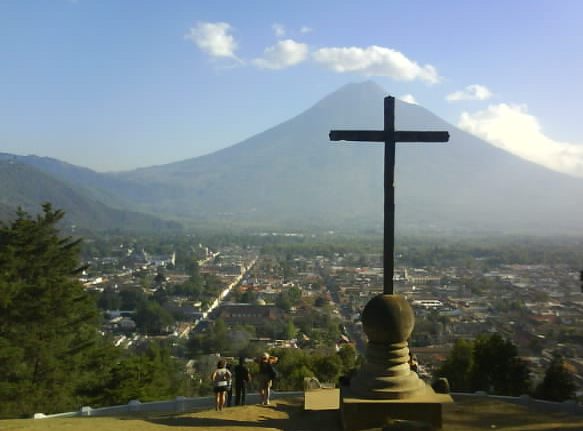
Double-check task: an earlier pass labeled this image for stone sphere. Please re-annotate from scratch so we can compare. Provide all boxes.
[362,294,415,344]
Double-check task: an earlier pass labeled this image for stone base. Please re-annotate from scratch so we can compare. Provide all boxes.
[340,387,453,430]
[304,388,340,410]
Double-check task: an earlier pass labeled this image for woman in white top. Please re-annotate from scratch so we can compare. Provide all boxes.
[211,359,232,411]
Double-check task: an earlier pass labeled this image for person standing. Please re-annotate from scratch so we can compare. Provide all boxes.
[234,356,251,406]
[226,361,233,407]
[211,359,232,411]
[257,352,278,406]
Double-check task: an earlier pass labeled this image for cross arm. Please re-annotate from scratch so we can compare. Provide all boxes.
[329,130,385,142]
[395,131,449,142]
[329,130,449,143]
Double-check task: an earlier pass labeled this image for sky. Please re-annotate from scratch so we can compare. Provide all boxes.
[1,1,582,174]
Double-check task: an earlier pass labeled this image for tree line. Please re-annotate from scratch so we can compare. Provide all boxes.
[435,333,576,401]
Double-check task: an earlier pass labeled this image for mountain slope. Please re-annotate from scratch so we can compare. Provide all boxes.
[6,81,583,234]
[0,160,180,231]
[117,81,583,233]
[0,153,165,211]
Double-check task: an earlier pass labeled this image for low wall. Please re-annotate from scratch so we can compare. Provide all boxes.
[34,390,582,419]
[33,391,303,419]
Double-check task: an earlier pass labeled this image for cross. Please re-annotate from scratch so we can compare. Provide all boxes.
[329,96,449,295]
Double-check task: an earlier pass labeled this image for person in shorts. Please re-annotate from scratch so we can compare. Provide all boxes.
[211,359,232,411]
[256,352,278,405]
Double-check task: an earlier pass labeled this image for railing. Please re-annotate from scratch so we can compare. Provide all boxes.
[33,391,303,419]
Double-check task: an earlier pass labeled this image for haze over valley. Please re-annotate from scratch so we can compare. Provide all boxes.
[2,82,583,235]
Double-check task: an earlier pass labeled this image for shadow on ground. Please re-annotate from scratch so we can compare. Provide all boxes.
[144,401,340,431]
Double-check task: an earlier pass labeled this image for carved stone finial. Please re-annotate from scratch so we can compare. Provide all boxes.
[351,294,428,399]
[362,294,415,344]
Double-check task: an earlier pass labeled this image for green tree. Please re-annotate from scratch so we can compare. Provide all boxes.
[271,349,314,390]
[435,338,474,392]
[287,286,302,304]
[276,292,292,312]
[187,318,230,356]
[240,289,257,304]
[97,286,121,310]
[73,337,121,406]
[312,354,342,383]
[211,318,229,353]
[470,334,531,396]
[437,335,531,396]
[337,344,357,374]
[534,353,576,401]
[0,205,102,417]
[171,277,202,299]
[119,286,147,310]
[285,319,297,340]
[101,342,183,405]
[135,300,175,335]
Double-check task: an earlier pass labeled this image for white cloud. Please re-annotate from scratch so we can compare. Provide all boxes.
[312,45,439,84]
[272,23,286,38]
[446,84,492,102]
[185,22,239,59]
[300,26,312,34]
[253,39,309,70]
[459,103,583,177]
[399,94,417,104]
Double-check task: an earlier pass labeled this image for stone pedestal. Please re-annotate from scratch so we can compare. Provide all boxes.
[341,389,452,430]
[341,294,453,430]
[304,388,340,410]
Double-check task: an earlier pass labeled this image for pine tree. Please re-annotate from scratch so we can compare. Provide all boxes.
[0,205,101,417]
[100,342,182,405]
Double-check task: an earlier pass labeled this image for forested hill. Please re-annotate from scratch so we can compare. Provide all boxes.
[0,160,180,232]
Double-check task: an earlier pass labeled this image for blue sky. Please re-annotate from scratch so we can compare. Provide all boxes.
[1,1,582,173]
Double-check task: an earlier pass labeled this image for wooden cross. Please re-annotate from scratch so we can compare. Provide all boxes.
[330,96,449,295]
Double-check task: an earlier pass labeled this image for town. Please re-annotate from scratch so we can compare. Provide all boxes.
[80,234,583,396]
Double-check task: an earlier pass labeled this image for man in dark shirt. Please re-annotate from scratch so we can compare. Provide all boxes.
[226,362,233,407]
[234,356,251,406]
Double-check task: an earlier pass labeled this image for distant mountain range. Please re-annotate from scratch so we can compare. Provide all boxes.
[0,159,180,232]
[2,81,583,234]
